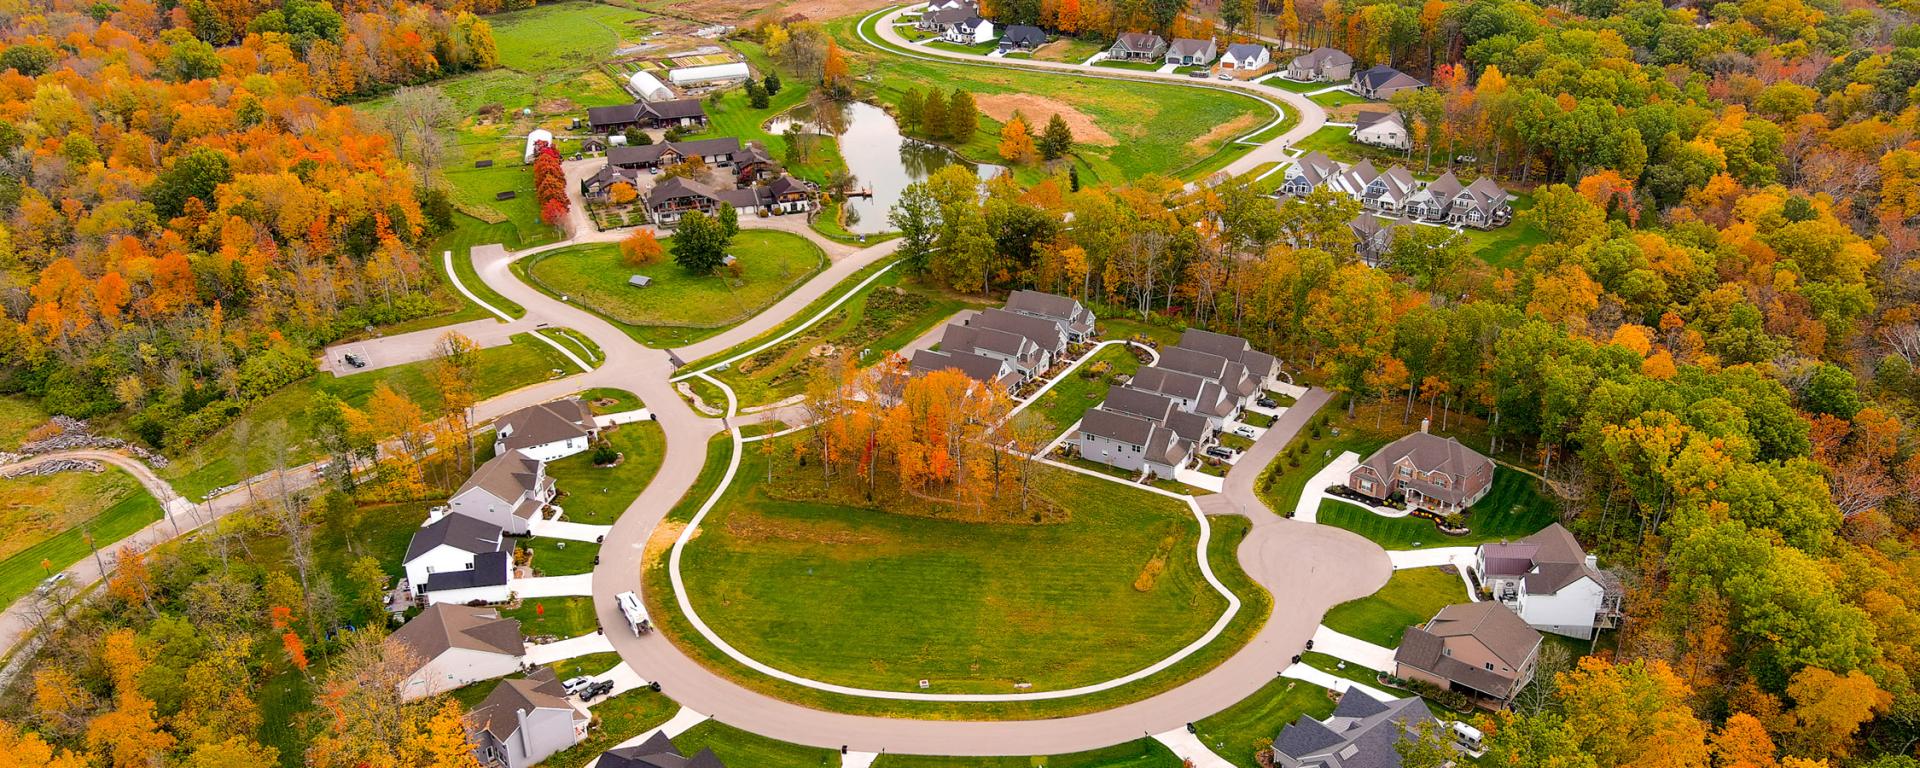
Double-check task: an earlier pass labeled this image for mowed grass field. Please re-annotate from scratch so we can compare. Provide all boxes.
[1194,674,1338,768]
[873,739,1181,768]
[1321,566,1468,647]
[523,230,826,333]
[545,418,666,525]
[840,12,1277,185]
[1315,469,1559,550]
[1026,344,1145,435]
[162,333,574,499]
[0,469,162,607]
[680,447,1230,694]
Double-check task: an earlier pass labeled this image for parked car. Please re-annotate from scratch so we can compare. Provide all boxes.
[1217,72,1233,80]
[579,680,616,701]
[35,572,67,596]
[1257,396,1278,408]
[1206,446,1236,460]
[1232,425,1258,438]
[1187,70,1208,78]
[562,676,595,696]
[342,353,367,369]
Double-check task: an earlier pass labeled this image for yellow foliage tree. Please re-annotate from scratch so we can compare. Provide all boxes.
[998,112,1036,164]
[621,229,665,266]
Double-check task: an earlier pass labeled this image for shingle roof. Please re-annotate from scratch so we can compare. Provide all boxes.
[1115,32,1165,52]
[1167,37,1215,58]
[422,550,511,592]
[599,733,730,768]
[1164,409,1213,443]
[458,452,546,506]
[1178,329,1251,359]
[944,323,1033,360]
[1395,602,1541,698]
[910,349,1020,387]
[1158,346,1231,382]
[1353,108,1401,131]
[1225,43,1266,60]
[1081,408,1155,446]
[1273,695,1440,768]
[642,98,706,120]
[1355,65,1424,91]
[1482,523,1616,595]
[1358,431,1492,503]
[468,668,583,742]
[1101,386,1176,423]
[972,308,1063,352]
[498,399,594,453]
[587,103,646,128]
[1001,25,1046,46]
[405,513,507,562]
[1292,47,1353,69]
[1144,425,1191,467]
[388,603,524,661]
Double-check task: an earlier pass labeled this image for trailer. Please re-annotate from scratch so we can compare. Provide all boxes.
[617,591,653,635]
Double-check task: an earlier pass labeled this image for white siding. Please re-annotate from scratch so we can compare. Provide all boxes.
[1076,433,1147,472]
[423,583,513,606]
[405,544,485,596]
[400,647,522,701]
[448,487,528,534]
[1517,577,1606,639]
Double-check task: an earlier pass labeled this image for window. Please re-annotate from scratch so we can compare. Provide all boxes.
[1484,662,1495,671]
[1442,648,1451,656]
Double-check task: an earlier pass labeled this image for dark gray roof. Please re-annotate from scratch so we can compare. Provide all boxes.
[1114,32,1165,52]
[1167,37,1215,58]
[388,604,523,660]
[1225,43,1266,60]
[1101,386,1176,423]
[600,733,730,768]
[1001,25,1046,46]
[971,308,1063,352]
[1164,409,1213,443]
[1158,346,1232,382]
[943,323,1033,360]
[1274,695,1440,768]
[1144,425,1190,467]
[1178,329,1250,358]
[1131,366,1210,403]
[405,513,507,562]
[910,349,1019,387]
[1081,408,1155,446]
[1355,65,1424,91]
[422,550,511,593]
[1292,47,1352,69]
[642,98,706,120]
[587,103,646,128]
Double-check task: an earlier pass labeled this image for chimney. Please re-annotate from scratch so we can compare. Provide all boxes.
[515,706,530,739]
[1585,554,1598,570]
[1420,418,1430,434]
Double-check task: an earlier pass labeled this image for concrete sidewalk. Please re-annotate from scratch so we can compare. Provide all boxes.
[526,631,615,665]
[1292,452,1359,522]
[513,573,594,598]
[1310,625,1396,672]
[1153,728,1238,768]
[532,519,613,542]
[1281,662,1397,702]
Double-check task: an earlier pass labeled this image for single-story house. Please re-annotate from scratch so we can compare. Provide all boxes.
[1108,32,1168,61]
[447,451,556,535]
[1404,170,1462,221]
[608,137,743,170]
[1479,523,1624,639]
[1395,601,1542,709]
[1349,213,1399,266]
[909,348,1025,391]
[1346,424,1495,514]
[1352,64,1425,100]
[468,668,589,768]
[668,62,750,87]
[917,4,977,31]
[1449,176,1514,229]
[1351,108,1410,151]
[1271,694,1447,768]
[1285,47,1352,81]
[1175,328,1279,386]
[642,174,814,226]
[586,99,709,133]
[1165,37,1216,66]
[943,16,995,45]
[389,604,525,701]
[421,550,512,606]
[404,511,509,598]
[1219,43,1269,72]
[1075,407,1191,479]
[1278,151,1340,196]
[580,164,646,203]
[1004,289,1096,343]
[597,732,727,768]
[999,24,1046,52]
[494,399,597,462]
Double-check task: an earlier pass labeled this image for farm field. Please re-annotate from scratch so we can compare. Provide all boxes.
[0,468,162,608]
[161,334,575,499]
[520,230,827,347]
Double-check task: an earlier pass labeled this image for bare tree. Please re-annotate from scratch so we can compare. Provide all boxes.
[381,86,458,188]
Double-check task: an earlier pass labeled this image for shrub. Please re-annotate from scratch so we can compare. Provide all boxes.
[592,445,619,465]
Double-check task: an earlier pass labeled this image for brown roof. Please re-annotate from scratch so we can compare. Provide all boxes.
[388,603,524,661]
[498,399,594,453]
[468,668,584,741]
[1482,523,1617,595]
[1396,602,1540,698]
[1359,432,1492,495]
[458,452,545,505]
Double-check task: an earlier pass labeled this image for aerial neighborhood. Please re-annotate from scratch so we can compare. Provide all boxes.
[4,0,1903,766]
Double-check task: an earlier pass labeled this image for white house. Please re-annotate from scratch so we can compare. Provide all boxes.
[404,511,509,598]
[468,669,589,768]
[421,550,513,606]
[389,604,525,701]
[494,399,598,462]
[523,129,553,164]
[1477,524,1624,640]
[1219,43,1269,72]
[1074,407,1191,479]
[1351,109,1411,151]
[668,62,750,87]
[944,16,995,45]
[447,451,556,535]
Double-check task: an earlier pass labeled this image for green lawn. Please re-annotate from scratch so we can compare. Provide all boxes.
[522,230,826,336]
[548,419,667,525]
[582,388,643,414]
[1194,675,1338,768]
[1322,567,1467,647]
[1031,37,1106,63]
[546,689,681,768]
[873,739,1181,768]
[1094,58,1166,71]
[1315,470,1558,549]
[1026,345,1146,435]
[0,396,51,449]
[687,51,848,184]
[485,1,654,73]
[683,257,901,373]
[540,327,603,366]
[0,468,162,608]
[1457,191,1545,270]
[161,333,574,499]
[679,445,1233,695]
[1292,123,1416,169]
[1301,651,1412,694]
[1266,77,1333,93]
[670,719,842,768]
[1309,90,1367,108]
[711,270,985,408]
[548,651,623,681]
[519,536,598,576]
[840,12,1276,185]
[501,595,600,639]
[920,38,1001,55]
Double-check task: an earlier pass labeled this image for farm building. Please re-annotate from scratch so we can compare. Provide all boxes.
[669,62,750,86]
[523,129,553,164]
[627,70,672,100]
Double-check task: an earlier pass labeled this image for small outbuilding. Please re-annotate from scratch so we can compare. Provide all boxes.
[628,275,653,288]
[523,128,554,164]
[668,62,750,86]
[627,70,672,101]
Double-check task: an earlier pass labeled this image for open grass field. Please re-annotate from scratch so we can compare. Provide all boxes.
[547,419,667,525]
[522,230,826,339]
[680,447,1227,693]
[1309,89,1367,108]
[162,333,574,499]
[1457,191,1546,269]
[502,595,601,639]
[1317,469,1559,549]
[519,536,598,576]
[488,1,656,72]
[1031,37,1106,63]
[1026,344,1145,435]
[1194,674,1339,768]
[0,396,51,449]
[711,270,986,407]
[548,689,681,768]
[671,719,843,768]
[1322,566,1467,647]
[0,469,162,608]
[839,13,1278,185]
[872,739,1181,768]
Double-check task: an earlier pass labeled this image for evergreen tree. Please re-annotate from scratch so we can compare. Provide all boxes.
[1039,113,1073,161]
[946,89,977,143]
[672,211,729,273]
[745,79,769,109]
[717,201,740,238]
[922,89,949,140]
[1068,165,1080,191]
[899,88,925,134]
[763,71,781,95]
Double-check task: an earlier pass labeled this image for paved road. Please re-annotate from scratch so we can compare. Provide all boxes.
[865,6,1328,180]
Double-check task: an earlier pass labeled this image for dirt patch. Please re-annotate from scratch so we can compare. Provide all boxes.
[1188,112,1262,151]
[643,520,689,567]
[1132,533,1177,592]
[973,94,1117,146]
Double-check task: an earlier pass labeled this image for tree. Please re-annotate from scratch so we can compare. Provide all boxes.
[1039,113,1073,161]
[608,181,637,204]
[946,89,978,143]
[890,181,943,274]
[1783,667,1889,758]
[998,112,1037,164]
[672,211,729,273]
[149,146,233,219]
[1395,719,1456,768]
[0,43,55,76]
[899,88,925,133]
[183,737,280,768]
[745,78,769,109]
[922,90,949,140]
[717,202,740,238]
[822,39,850,88]
[763,71,782,94]
[621,229,664,266]
[381,86,458,187]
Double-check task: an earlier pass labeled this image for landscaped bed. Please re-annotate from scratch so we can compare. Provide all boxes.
[873,739,1181,768]
[677,442,1233,696]
[1315,469,1558,549]
[1321,566,1467,647]
[1025,344,1146,435]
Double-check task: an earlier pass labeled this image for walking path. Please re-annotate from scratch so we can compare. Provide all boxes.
[1153,728,1239,768]
[1279,663,1396,703]
[513,573,595,598]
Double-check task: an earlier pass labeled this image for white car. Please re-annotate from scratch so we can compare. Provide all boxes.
[561,676,595,696]
[1232,425,1258,438]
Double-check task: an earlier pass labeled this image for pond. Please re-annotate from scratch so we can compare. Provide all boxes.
[768,101,1002,234]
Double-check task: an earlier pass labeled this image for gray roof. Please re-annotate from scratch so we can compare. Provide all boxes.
[1355,65,1424,91]
[910,348,1020,387]
[1288,151,1340,186]
[458,451,546,506]
[422,550,511,592]
[1158,346,1232,382]
[1101,386,1176,423]
[1144,425,1190,467]
[629,275,653,287]
[1164,409,1213,443]
[642,98,706,120]
[1455,176,1511,215]
[1273,695,1439,768]
[469,668,583,742]
[1353,108,1402,131]
[1114,32,1165,52]
[1178,329,1251,359]
[405,513,507,562]
[600,733,729,768]
[1359,432,1492,497]
[923,6,978,24]
[1167,37,1215,58]
[943,322,1035,361]
[498,399,594,453]
[1350,213,1398,242]
[587,103,646,128]
[1481,524,1618,596]
[971,308,1063,352]
[1081,407,1155,447]
[610,137,743,167]
[1005,290,1091,330]
[1412,171,1462,206]
[1292,47,1352,69]
[388,603,524,661]
[1001,25,1046,46]
[1225,43,1266,60]
[1395,602,1541,698]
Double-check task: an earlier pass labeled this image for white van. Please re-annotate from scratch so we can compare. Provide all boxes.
[617,591,652,635]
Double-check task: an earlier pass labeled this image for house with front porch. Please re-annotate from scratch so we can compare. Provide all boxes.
[1404,171,1462,221]
[1352,65,1425,100]
[1165,37,1216,66]
[1450,176,1514,229]
[999,25,1046,52]
[1108,32,1168,61]
[943,16,995,45]
[1346,424,1495,515]
[1360,164,1419,214]
[1285,47,1353,81]
[1277,151,1340,196]
[1219,43,1269,73]
[468,668,589,768]
[1349,213,1399,265]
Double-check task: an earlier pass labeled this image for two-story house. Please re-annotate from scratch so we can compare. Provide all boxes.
[389,604,525,701]
[909,348,1025,391]
[448,451,556,534]
[1278,151,1340,197]
[969,308,1068,363]
[1450,176,1514,229]
[1271,695,1448,767]
[1108,32,1168,61]
[1349,213,1399,266]
[1478,523,1624,640]
[468,669,589,768]
[495,400,597,462]
[1360,164,1419,214]
[939,322,1050,378]
[1074,407,1192,479]
[1004,290,1096,343]
[403,511,510,598]
[1346,423,1495,515]
[1403,171,1462,222]
[1351,108,1410,151]
[1394,601,1542,709]
[1176,329,1279,386]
